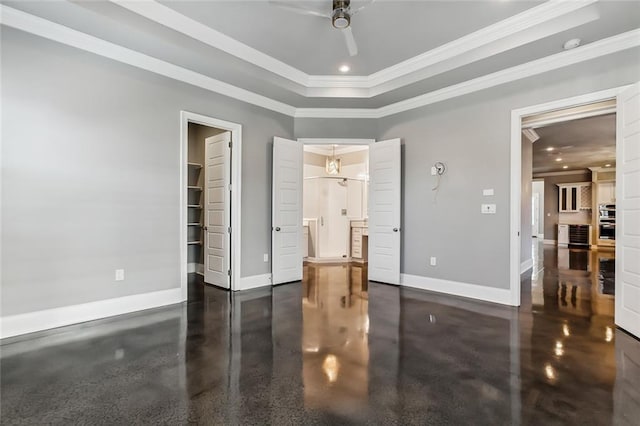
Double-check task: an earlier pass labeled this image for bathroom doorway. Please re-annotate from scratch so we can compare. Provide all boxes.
[302,144,369,265]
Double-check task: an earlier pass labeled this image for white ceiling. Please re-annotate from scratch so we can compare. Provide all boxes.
[2,0,639,112]
[532,114,616,174]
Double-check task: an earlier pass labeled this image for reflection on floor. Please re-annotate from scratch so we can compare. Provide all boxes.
[529,241,615,318]
[1,259,639,424]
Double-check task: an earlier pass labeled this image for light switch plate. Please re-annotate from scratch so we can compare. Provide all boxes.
[115,269,125,281]
[481,204,497,214]
[483,189,494,196]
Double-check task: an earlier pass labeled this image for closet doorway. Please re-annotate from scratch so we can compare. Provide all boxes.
[180,112,242,300]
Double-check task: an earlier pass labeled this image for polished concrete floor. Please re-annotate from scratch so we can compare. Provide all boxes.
[1,250,639,425]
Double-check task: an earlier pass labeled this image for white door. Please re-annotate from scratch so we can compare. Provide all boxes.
[532,193,540,237]
[204,132,231,289]
[272,137,303,285]
[616,82,640,339]
[368,138,401,284]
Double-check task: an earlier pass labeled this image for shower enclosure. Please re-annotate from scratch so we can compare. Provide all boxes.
[303,176,368,261]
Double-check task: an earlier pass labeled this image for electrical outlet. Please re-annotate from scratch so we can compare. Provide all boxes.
[115,269,125,281]
[481,204,497,214]
[263,253,269,262]
[483,188,494,196]
[430,257,437,266]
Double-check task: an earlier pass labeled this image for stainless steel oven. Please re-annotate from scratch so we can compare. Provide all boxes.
[599,223,616,240]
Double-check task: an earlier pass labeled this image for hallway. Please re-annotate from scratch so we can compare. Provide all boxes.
[1,263,638,424]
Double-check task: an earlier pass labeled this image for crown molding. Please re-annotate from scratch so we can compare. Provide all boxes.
[297,28,640,119]
[112,0,599,98]
[111,0,309,86]
[0,5,297,116]
[533,170,592,177]
[363,0,599,91]
[294,108,378,119]
[2,6,638,120]
[522,100,616,129]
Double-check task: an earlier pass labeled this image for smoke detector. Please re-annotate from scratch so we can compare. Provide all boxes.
[563,38,581,50]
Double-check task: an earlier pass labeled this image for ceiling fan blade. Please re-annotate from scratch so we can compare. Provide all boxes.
[350,0,375,15]
[268,1,331,19]
[342,27,358,56]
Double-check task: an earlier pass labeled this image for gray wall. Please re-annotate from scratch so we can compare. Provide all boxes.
[2,24,639,318]
[294,118,378,139]
[521,137,532,264]
[378,48,640,289]
[1,28,293,316]
[534,171,592,240]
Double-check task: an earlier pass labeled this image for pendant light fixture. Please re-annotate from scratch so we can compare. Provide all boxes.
[326,145,341,175]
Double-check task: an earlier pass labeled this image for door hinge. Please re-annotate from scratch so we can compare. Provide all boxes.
[228,141,232,149]
[229,183,232,191]
[228,269,232,277]
[228,227,232,234]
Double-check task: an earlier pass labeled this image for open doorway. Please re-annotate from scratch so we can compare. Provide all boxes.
[302,144,369,265]
[301,144,370,305]
[271,137,402,287]
[514,84,640,343]
[521,101,618,322]
[180,111,242,301]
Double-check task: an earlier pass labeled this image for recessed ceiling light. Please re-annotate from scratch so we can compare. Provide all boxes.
[546,147,554,152]
[563,38,581,50]
[563,165,568,169]
[339,65,350,73]
[555,158,563,162]
[605,163,611,167]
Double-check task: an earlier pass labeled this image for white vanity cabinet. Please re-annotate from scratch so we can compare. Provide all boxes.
[350,221,368,262]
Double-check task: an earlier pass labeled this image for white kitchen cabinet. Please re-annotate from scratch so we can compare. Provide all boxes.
[597,181,616,204]
[557,183,591,213]
[558,224,569,246]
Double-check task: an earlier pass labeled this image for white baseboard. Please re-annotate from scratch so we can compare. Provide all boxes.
[237,274,272,291]
[400,274,515,306]
[0,288,183,339]
[543,239,557,245]
[520,258,534,274]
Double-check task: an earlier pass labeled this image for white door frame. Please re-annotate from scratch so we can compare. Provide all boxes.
[509,85,629,306]
[180,111,242,298]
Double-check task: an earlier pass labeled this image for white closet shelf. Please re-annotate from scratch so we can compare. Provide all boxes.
[188,186,202,190]
[187,241,202,245]
[188,162,202,168]
[187,205,202,208]
[187,223,202,226]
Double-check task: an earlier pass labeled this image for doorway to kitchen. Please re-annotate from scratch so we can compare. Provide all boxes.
[523,101,617,321]
[512,83,640,341]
